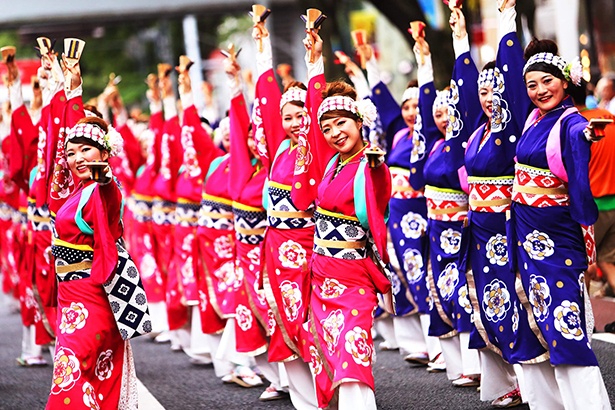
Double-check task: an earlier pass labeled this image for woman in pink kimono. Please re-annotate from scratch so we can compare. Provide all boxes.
[47,116,141,409]
[297,31,393,409]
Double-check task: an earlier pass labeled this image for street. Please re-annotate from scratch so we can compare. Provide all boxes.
[1,296,614,410]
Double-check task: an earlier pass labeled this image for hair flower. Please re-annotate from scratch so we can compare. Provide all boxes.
[104,125,124,156]
[564,57,583,86]
[355,99,378,128]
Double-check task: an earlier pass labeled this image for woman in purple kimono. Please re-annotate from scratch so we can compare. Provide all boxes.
[509,32,611,410]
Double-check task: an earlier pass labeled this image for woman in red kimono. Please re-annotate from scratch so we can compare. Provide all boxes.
[251,20,318,408]
[47,115,140,409]
[299,32,392,410]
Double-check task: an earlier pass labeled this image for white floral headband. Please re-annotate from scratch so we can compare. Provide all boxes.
[478,68,495,89]
[401,87,420,103]
[432,90,449,115]
[66,122,123,157]
[523,52,582,86]
[317,95,378,128]
[279,87,307,111]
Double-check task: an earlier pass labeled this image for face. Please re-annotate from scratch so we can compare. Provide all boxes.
[479,84,493,119]
[281,103,304,144]
[320,115,363,159]
[221,132,230,152]
[401,98,419,129]
[66,141,109,181]
[433,106,448,135]
[525,71,568,114]
[247,128,260,159]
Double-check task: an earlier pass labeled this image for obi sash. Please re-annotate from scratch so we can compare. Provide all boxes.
[424,185,468,222]
[267,181,314,230]
[152,197,176,225]
[51,238,93,282]
[199,193,233,231]
[468,176,514,213]
[14,206,27,225]
[27,200,52,232]
[313,207,368,259]
[512,163,569,207]
[233,201,267,245]
[131,193,153,223]
[176,198,200,227]
[390,167,424,199]
[512,163,595,264]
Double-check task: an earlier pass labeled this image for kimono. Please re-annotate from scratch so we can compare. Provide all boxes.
[372,78,441,316]
[254,67,315,362]
[460,28,539,363]
[423,46,484,338]
[47,180,137,410]
[510,96,599,366]
[151,101,185,330]
[229,93,270,355]
[171,101,221,326]
[304,149,392,408]
[197,153,235,334]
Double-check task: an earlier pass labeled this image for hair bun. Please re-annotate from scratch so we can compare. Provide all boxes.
[283,81,307,93]
[524,38,559,61]
[322,80,357,100]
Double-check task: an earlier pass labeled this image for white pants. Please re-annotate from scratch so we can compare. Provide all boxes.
[459,332,481,376]
[203,332,234,378]
[329,382,376,410]
[21,325,42,358]
[148,301,169,334]
[177,306,211,360]
[419,314,442,361]
[284,358,318,410]
[440,334,463,380]
[374,315,398,348]
[216,318,253,367]
[522,361,611,410]
[479,349,517,401]
[393,315,427,356]
[254,353,284,391]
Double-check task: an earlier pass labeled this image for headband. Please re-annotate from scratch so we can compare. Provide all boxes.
[523,52,582,86]
[279,87,307,110]
[317,95,377,128]
[478,68,495,89]
[65,122,123,156]
[432,90,449,115]
[401,87,420,103]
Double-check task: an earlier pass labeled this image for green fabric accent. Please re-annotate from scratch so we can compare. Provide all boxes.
[178,165,186,176]
[29,166,38,189]
[135,165,145,178]
[75,184,97,235]
[262,140,292,210]
[354,159,369,229]
[205,154,230,181]
[595,194,615,212]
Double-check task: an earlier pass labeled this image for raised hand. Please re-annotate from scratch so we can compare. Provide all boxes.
[449,7,467,39]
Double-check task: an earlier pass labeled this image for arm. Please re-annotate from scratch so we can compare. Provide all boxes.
[414,41,442,150]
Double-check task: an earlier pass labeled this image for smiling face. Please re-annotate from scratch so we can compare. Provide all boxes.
[479,84,493,119]
[433,106,448,135]
[525,71,568,114]
[320,114,364,160]
[401,98,419,129]
[66,141,109,181]
[281,103,304,145]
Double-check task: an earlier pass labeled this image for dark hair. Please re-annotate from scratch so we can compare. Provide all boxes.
[406,80,418,89]
[83,104,103,119]
[568,80,587,106]
[523,38,566,82]
[281,81,307,110]
[319,80,361,123]
[482,61,496,71]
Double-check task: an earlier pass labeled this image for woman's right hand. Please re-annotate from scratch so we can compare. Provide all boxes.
[449,7,467,39]
[303,29,323,62]
[252,22,269,43]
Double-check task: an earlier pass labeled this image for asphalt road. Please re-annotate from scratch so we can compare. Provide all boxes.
[1,296,614,410]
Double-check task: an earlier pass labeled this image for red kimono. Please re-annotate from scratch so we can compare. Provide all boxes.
[47,179,137,410]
